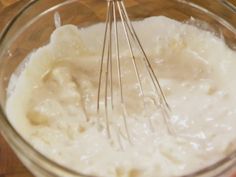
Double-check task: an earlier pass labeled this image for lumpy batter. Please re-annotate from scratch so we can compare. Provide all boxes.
[6,17,236,177]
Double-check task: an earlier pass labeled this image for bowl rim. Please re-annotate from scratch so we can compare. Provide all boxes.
[0,0,236,177]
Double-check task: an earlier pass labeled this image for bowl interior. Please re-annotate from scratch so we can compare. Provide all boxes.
[0,0,236,177]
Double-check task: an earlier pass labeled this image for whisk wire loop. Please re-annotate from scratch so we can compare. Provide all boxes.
[97,0,173,141]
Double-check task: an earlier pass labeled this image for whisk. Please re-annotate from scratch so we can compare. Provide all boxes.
[97,0,172,143]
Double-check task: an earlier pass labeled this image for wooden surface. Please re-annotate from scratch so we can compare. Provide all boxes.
[0,136,32,177]
[0,2,33,177]
[0,0,236,177]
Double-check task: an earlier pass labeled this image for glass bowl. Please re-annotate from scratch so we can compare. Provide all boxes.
[0,0,236,176]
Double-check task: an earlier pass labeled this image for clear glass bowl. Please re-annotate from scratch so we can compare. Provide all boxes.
[0,0,236,177]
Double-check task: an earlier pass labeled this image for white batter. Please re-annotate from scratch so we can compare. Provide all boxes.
[6,16,236,177]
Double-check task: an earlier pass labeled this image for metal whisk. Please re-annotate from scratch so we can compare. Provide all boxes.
[97,0,172,143]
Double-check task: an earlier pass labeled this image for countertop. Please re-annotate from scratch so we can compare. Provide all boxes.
[0,0,236,177]
[0,1,34,176]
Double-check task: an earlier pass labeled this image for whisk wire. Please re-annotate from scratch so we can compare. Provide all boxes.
[118,1,173,133]
[114,1,132,143]
[97,0,173,141]
[120,1,170,111]
[113,1,123,104]
[108,2,114,110]
[97,1,110,113]
[117,2,145,100]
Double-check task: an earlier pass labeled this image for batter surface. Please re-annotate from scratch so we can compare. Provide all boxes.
[6,16,236,177]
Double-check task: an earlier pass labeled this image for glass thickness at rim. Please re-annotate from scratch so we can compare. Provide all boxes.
[0,0,236,177]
